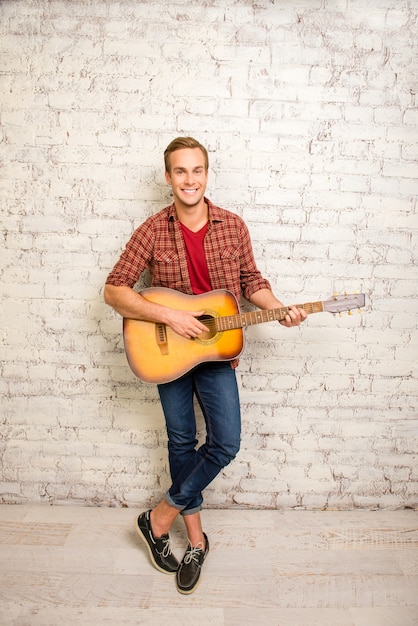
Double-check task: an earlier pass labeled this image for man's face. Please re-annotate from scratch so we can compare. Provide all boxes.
[165,148,208,210]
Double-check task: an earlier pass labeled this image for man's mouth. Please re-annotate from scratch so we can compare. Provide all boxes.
[182,189,198,194]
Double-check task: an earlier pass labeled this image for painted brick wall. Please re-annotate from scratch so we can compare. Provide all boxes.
[1,0,417,510]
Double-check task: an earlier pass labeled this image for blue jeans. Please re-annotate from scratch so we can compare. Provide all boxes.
[157,361,241,516]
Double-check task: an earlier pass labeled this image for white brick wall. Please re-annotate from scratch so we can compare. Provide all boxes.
[1,0,417,510]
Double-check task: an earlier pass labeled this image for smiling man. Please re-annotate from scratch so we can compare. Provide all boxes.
[166,145,208,212]
[104,136,306,594]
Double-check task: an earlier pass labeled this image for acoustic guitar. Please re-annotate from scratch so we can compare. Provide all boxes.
[123,287,365,384]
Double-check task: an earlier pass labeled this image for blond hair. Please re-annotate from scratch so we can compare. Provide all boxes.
[164,137,209,173]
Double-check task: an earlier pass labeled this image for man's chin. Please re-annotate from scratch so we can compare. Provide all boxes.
[177,192,204,206]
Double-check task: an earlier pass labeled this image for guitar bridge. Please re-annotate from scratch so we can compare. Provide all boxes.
[155,323,169,355]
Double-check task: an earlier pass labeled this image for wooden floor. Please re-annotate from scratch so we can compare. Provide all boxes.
[0,505,417,626]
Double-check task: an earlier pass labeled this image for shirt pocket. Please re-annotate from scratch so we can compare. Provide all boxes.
[219,247,240,284]
[152,249,180,287]
[220,247,240,262]
[154,249,178,264]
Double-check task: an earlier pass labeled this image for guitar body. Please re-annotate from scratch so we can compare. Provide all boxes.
[123,287,244,384]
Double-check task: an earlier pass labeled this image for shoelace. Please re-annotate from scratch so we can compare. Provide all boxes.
[184,543,204,565]
[160,535,173,557]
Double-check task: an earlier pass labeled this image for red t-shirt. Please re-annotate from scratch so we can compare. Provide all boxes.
[179,221,212,294]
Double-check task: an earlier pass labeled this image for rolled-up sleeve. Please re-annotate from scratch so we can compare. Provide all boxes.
[105,221,155,287]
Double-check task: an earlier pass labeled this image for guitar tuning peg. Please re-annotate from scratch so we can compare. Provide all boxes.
[358,308,362,314]
[348,310,353,316]
[333,292,339,298]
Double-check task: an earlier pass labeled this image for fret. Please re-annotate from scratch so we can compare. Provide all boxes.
[215,298,358,332]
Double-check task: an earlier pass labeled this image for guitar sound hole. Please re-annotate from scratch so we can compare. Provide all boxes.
[197,314,217,341]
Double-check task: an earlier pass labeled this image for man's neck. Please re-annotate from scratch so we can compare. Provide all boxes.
[175,199,209,233]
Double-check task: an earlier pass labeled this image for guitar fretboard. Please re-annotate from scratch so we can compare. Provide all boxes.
[215,301,325,332]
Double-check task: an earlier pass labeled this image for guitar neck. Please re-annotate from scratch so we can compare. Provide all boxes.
[215,301,324,331]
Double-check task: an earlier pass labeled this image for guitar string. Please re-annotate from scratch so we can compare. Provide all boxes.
[198,299,360,333]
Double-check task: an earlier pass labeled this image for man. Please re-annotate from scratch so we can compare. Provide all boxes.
[104,137,306,594]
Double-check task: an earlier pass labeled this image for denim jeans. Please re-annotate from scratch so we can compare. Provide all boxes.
[157,361,241,515]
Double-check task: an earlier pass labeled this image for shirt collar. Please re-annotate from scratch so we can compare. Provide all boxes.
[167,197,224,223]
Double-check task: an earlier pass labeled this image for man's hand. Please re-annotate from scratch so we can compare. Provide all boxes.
[248,288,307,329]
[279,305,307,328]
[166,309,210,339]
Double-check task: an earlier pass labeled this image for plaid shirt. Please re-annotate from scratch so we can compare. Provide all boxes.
[106,198,271,304]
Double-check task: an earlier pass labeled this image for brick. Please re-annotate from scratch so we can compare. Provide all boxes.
[0,0,416,509]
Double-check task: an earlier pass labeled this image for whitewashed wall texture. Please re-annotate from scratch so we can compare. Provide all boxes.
[1,0,417,510]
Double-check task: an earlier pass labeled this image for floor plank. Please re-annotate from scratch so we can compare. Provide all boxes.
[0,506,416,625]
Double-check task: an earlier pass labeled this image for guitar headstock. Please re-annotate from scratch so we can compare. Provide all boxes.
[323,293,365,315]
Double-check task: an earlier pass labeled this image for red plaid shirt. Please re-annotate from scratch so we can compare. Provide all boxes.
[106,198,271,304]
